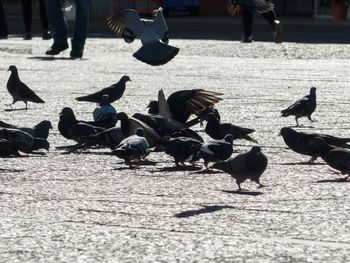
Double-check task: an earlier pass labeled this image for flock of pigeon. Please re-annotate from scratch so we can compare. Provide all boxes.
[1,8,350,192]
[2,63,350,191]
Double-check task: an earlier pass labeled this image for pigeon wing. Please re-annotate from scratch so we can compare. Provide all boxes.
[18,82,44,103]
[107,9,144,41]
[152,7,168,39]
[157,89,172,119]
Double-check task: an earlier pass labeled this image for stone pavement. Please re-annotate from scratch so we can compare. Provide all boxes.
[0,31,350,262]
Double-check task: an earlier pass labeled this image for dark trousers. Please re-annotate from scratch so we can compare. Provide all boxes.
[21,0,49,33]
[0,0,8,36]
[241,8,276,37]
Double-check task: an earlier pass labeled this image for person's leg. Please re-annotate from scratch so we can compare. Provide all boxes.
[21,0,32,39]
[45,0,68,54]
[70,0,90,57]
[38,0,51,39]
[0,0,9,38]
[241,9,253,42]
[260,9,282,43]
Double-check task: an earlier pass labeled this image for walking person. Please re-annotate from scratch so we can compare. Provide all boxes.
[0,0,8,39]
[228,0,283,43]
[45,0,90,58]
[21,0,51,40]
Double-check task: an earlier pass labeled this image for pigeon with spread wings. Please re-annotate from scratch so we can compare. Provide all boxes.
[107,7,179,66]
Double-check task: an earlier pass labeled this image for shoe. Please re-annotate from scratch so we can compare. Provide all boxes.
[23,32,32,40]
[241,35,253,43]
[273,20,283,44]
[70,48,83,59]
[45,42,69,55]
[42,31,52,40]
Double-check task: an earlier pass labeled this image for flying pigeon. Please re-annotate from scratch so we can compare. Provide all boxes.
[147,89,223,124]
[107,8,179,66]
[156,136,202,166]
[309,137,350,181]
[279,127,350,163]
[212,146,268,192]
[0,120,52,139]
[6,65,45,109]
[192,134,234,170]
[281,87,317,127]
[0,128,49,154]
[75,76,131,103]
[204,113,257,143]
[112,128,150,167]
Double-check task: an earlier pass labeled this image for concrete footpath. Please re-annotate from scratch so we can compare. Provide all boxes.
[0,19,350,262]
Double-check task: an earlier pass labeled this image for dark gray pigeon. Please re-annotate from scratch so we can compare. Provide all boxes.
[212,146,268,192]
[58,107,104,148]
[281,87,316,127]
[204,113,257,143]
[6,65,45,109]
[0,128,49,154]
[112,128,150,167]
[309,137,350,181]
[0,120,52,139]
[75,76,131,103]
[0,138,20,157]
[80,127,124,149]
[192,134,234,170]
[107,8,179,66]
[279,127,350,163]
[156,136,202,166]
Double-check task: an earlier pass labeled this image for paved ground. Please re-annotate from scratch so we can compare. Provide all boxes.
[1,30,350,262]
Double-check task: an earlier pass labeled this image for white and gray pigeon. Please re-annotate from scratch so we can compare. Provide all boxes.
[112,128,150,168]
[6,65,45,109]
[107,7,179,66]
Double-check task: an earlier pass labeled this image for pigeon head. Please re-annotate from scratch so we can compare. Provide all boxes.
[33,138,50,152]
[279,127,296,137]
[59,107,76,122]
[120,75,131,83]
[224,134,234,144]
[116,112,128,121]
[310,87,316,96]
[250,146,262,154]
[205,113,220,123]
[147,101,159,114]
[135,128,145,137]
[8,65,18,72]
[36,120,53,130]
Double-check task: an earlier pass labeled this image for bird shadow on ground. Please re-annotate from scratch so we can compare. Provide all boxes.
[158,165,202,172]
[0,168,25,173]
[280,162,325,166]
[4,108,27,112]
[28,56,88,61]
[192,169,223,175]
[174,205,235,218]
[221,190,263,196]
[316,178,350,183]
[112,160,158,170]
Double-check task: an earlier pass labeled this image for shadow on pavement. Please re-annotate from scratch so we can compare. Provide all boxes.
[174,205,235,218]
[316,178,350,183]
[28,56,87,61]
[158,165,202,172]
[221,190,263,196]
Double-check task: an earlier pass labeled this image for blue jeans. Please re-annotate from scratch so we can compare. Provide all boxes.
[45,0,90,50]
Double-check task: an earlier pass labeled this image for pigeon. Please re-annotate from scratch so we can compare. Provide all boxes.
[0,128,49,154]
[80,127,124,149]
[204,113,257,143]
[107,8,179,66]
[58,107,104,147]
[192,134,234,170]
[281,87,317,127]
[0,120,52,139]
[156,136,202,166]
[91,94,118,128]
[147,89,223,124]
[212,146,268,192]
[116,112,163,147]
[75,76,131,103]
[0,138,20,157]
[279,127,350,163]
[112,128,150,167]
[6,65,45,109]
[309,137,350,181]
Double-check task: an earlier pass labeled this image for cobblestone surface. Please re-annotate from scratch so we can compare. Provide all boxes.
[1,36,350,262]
